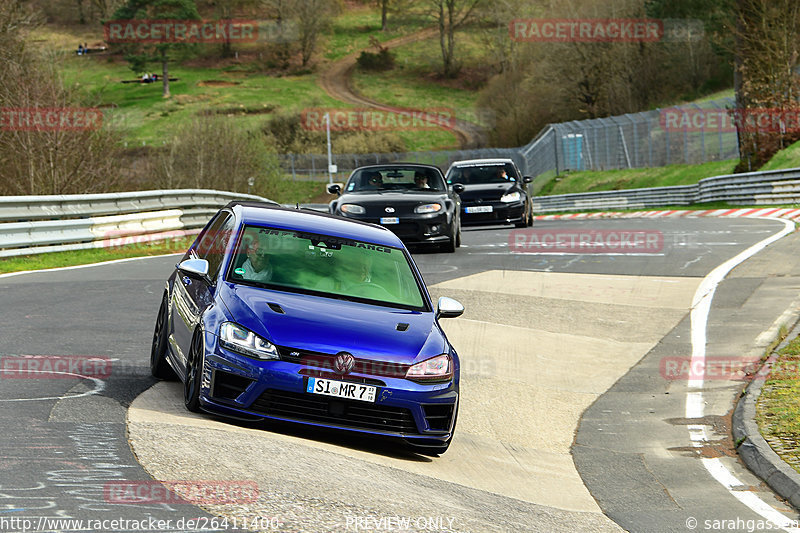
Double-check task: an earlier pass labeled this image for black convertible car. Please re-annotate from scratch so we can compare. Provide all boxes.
[328,164,464,252]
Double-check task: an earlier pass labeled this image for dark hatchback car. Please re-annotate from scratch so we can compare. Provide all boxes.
[445,158,534,227]
[151,202,465,455]
[327,164,464,252]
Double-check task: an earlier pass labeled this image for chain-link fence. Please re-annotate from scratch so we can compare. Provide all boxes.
[280,97,740,182]
[277,147,525,182]
[521,97,739,179]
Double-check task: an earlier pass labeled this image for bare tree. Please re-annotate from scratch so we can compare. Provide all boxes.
[154,116,282,197]
[0,1,121,195]
[293,0,338,67]
[423,0,481,77]
[731,0,800,169]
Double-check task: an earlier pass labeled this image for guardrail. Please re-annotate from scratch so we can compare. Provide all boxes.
[532,167,800,213]
[0,189,276,258]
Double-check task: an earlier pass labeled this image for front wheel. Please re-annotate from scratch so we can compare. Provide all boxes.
[442,222,457,253]
[184,331,204,413]
[151,295,176,380]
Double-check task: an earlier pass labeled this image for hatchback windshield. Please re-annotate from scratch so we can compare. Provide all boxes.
[447,163,519,185]
[227,225,426,310]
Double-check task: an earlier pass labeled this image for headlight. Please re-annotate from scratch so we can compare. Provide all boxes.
[500,191,521,203]
[415,203,442,214]
[406,354,452,382]
[219,322,279,360]
[340,204,365,215]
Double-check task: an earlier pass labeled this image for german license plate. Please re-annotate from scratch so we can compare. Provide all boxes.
[380,217,400,224]
[465,205,492,213]
[306,377,377,402]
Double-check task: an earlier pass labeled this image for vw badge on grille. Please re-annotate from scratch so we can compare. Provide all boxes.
[385,207,395,213]
[334,352,355,375]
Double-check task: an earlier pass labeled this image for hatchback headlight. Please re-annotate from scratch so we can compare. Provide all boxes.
[406,354,452,382]
[500,191,521,203]
[340,204,365,215]
[219,322,279,360]
[415,203,442,214]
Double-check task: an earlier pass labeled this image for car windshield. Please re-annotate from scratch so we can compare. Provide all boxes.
[226,225,426,310]
[344,167,446,192]
[447,163,519,185]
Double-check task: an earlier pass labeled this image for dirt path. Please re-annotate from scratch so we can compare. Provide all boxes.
[318,28,486,149]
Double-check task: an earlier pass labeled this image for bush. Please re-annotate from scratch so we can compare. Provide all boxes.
[152,116,282,199]
[356,48,395,71]
[0,3,122,195]
[260,112,407,154]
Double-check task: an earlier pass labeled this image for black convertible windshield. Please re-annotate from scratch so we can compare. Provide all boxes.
[226,225,426,310]
[447,163,519,185]
[345,167,446,192]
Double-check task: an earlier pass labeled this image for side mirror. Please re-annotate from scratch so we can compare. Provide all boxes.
[327,183,342,195]
[177,258,210,279]
[436,296,464,319]
[452,183,465,194]
[523,176,533,183]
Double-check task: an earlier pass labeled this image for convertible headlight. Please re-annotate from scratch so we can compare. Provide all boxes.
[219,322,279,360]
[415,203,442,214]
[340,204,365,215]
[406,354,452,382]
[500,191,521,203]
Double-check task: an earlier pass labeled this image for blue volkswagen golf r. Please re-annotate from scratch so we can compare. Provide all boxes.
[150,201,464,455]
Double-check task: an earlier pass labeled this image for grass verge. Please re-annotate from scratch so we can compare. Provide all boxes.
[0,236,195,275]
[536,160,738,197]
[756,332,800,474]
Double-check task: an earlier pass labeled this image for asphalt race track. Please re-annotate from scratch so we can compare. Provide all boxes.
[2,217,800,532]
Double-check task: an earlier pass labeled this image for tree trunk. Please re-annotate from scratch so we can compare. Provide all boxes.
[161,48,170,98]
[733,0,748,164]
[76,0,86,24]
[438,2,449,75]
[381,0,388,31]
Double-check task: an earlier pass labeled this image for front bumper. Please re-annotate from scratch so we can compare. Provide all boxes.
[461,201,525,226]
[197,340,459,446]
[343,212,453,245]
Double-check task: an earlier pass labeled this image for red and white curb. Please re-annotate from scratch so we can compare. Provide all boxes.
[534,207,800,221]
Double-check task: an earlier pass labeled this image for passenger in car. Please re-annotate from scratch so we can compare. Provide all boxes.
[414,171,431,189]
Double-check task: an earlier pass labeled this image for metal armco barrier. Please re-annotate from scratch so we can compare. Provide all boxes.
[0,189,276,258]
[532,167,800,213]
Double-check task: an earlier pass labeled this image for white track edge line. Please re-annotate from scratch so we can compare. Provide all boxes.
[686,216,799,531]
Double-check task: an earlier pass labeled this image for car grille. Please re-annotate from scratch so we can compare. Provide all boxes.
[277,346,409,378]
[249,389,418,433]
[385,222,419,238]
[463,211,498,222]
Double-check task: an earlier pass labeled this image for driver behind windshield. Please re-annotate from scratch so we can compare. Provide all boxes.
[363,170,383,189]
